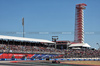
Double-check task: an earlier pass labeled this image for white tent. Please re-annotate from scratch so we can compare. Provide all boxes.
[0,35,55,44]
[72,48,81,49]
[69,43,91,48]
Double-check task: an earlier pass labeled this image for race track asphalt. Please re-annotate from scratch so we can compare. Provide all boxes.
[0,63,52,66]
[0,62,87,66]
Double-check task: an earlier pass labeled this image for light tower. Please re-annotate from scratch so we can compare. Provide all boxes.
[74,3,87,43]
[22,17,24,37]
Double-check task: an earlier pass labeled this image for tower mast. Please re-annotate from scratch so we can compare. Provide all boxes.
[74,3,87,43]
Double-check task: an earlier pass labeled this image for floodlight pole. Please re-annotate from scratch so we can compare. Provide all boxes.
[23,24,24,37]
[22,17,24,37]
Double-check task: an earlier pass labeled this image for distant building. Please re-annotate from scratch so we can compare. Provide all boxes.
[55,41,71,49]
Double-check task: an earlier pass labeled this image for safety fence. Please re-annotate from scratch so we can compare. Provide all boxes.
[0,58,100,61]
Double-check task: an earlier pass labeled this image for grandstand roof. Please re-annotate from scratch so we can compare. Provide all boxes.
[69,43,91,47]
[0,35,55,43]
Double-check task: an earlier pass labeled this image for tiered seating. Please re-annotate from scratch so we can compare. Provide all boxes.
[31,54,59,59]
[0,44,63,54]
[0,44,100,58]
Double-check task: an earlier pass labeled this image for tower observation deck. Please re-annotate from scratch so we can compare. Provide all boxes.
[74,3,87,43]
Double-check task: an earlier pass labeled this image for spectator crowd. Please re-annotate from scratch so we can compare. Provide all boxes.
[64,49,100,58]
[0,44,100,58]
[0,44,63,54]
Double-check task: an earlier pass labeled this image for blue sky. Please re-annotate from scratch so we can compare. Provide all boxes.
[0,0,100,49]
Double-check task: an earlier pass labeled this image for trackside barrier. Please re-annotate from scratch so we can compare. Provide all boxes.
[30,58,35,60]
[39,59,44,60]
[89,59,92,61]
[11,58,17,60]
[21,58,27,60]
[61,59,64,60]
[73,59,76,61]
[1,59,6,61]
[84,59,87,61]
[78,59,82,61]
[0,58,100,61]
[67,59,70,61]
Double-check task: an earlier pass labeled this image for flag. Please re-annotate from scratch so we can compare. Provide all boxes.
[22,17,24,26]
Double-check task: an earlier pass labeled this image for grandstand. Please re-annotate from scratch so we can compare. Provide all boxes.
[0,35,100,60]
[0,35,65,59]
